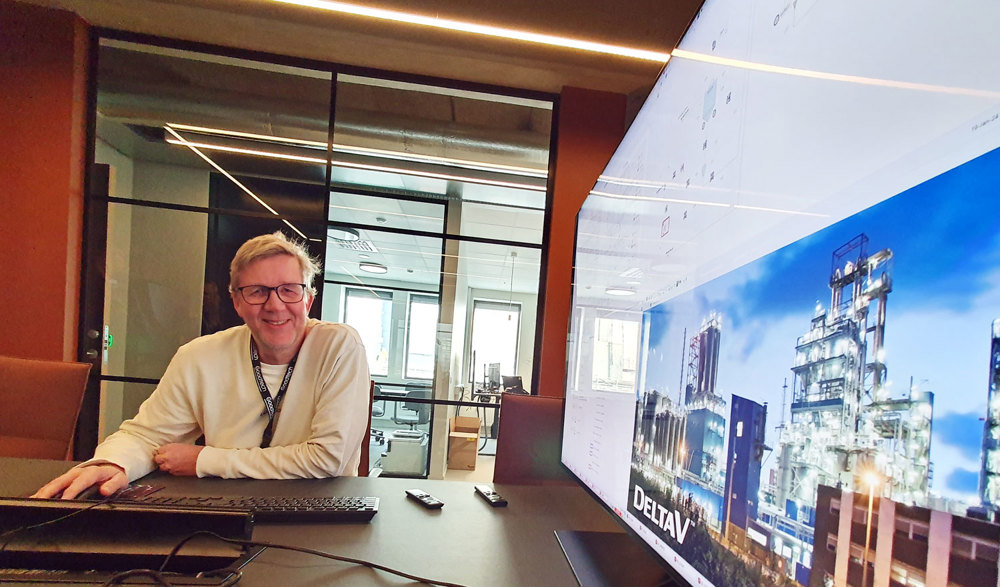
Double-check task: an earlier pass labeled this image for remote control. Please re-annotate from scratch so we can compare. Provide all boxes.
[406,488,444,509]
[474,484,508,507]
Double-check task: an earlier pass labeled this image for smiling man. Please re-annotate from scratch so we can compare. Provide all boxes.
[35,232,370,499]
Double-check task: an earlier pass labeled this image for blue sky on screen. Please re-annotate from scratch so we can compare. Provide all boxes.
[643,145,1000,502]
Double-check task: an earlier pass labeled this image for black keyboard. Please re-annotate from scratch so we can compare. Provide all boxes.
[123,494,379,523]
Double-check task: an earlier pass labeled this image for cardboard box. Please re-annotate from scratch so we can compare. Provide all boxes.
[448,416,481,470]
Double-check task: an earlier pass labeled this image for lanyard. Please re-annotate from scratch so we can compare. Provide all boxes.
[250,338,299,448]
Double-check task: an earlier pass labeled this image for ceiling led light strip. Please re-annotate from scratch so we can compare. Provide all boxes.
[270,0,671,62]
[167,123,546,177]
[163,125,308,240]
[165,137,546,191]
[588,190,827,217]
[671,48,1000,99]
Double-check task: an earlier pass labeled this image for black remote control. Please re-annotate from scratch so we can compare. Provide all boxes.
[406,489,444,509]
[474,484,507,507]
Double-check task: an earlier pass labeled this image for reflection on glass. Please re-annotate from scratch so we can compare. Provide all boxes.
[334,74,551,174]
[95,40,332,206]
[455,201,543,244]
[329,190,444,234]
[592,317,640,393]
[104,203,207,380]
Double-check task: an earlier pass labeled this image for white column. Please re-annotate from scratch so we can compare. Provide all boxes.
[872,497,895,586]
[925,509,952,587]
[834,489,853,587]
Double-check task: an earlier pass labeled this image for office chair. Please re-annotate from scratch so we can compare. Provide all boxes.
[392,388,432,430]
[493,394,575,486]
[0,355,91,460]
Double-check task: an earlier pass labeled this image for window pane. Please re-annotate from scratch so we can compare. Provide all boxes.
[104,203,208,380]
[406,295,439,379]
[455,201,543,244]
[343,289,393,376]
[324,226,442,291]
[470,300,520,387]
[334,74,551,181]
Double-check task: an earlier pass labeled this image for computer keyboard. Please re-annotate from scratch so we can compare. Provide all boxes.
[121,493,379,523]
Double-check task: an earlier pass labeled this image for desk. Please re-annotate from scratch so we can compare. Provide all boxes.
[0,457,625,586]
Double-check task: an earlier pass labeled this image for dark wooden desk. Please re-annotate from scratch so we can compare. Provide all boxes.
[0,457,625,586]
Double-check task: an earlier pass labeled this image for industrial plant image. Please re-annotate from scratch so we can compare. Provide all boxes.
[626,147,1000,586]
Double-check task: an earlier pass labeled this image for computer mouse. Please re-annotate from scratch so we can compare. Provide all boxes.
[73,485,106,501]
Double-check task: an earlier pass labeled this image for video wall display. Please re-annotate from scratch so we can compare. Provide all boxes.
[561,1,1000,585]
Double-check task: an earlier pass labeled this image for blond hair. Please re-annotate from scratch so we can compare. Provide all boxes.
[229,231,321,294]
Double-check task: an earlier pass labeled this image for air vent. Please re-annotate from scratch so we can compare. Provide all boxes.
[333,239,379,253]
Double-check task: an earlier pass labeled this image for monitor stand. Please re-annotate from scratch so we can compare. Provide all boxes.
[554,530,681,587]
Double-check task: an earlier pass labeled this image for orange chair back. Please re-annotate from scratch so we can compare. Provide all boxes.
[0,355,91,460]
[493,394,575,485]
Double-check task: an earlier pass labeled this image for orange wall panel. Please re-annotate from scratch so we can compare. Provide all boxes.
[0,1,89,361]
[536,86,626,397]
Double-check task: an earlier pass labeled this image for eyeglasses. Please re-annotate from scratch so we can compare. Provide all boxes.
[236,283,308,305]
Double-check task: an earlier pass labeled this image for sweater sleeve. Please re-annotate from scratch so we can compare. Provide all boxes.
[195,325,371,479]
[86,346,203,481]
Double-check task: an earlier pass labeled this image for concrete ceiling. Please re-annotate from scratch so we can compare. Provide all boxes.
[22,0,704,98]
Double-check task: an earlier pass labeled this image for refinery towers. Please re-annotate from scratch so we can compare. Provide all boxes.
[762,234,934,578]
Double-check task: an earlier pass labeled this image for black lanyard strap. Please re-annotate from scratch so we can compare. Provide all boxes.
[250,338,299,448]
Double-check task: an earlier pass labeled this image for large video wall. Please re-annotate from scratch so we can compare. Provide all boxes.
[561,0,1000,585]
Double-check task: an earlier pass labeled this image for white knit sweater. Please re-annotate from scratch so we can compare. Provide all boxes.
[88,320,370,480]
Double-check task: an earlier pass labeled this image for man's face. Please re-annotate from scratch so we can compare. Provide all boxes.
[232,254,314,364]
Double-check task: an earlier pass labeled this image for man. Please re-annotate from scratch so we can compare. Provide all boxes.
[35,232,370,499]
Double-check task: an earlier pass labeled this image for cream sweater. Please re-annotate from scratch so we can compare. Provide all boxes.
[89,320,370,480]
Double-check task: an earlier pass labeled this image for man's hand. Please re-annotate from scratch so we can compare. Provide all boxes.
[32,464,127,500]
[153,443,204,476]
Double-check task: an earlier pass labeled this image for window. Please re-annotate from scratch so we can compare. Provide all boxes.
[343,288,393,376]
[406,295,439,379]
[469,300,520,385]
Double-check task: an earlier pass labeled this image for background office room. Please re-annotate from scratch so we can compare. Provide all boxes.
[88,38,550,480]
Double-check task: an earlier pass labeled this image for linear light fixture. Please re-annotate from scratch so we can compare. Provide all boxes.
[164,134,546,192]
[269,0,671,62]
[588,189,828,217]
[671,48,1000,99]
[163,125,309,240]
[359,262,389,274]
[167,123,547,178]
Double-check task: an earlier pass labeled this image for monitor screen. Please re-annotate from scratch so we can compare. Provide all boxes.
[561,1,1000,585]
[488,362,502,388]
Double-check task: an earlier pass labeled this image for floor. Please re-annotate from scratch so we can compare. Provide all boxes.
[368,428,497,483]
[443,454,495,483]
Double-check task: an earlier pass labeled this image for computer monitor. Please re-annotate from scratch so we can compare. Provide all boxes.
[561,1,1000,585]
[501,375,526,394]
[487,363,501,389]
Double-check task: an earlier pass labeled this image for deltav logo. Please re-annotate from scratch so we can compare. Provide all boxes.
[633,485,692,544]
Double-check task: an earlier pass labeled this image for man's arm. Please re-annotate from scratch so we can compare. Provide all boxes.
[31,464,128,499]
[196,326,371,479]
[32,348,204,497]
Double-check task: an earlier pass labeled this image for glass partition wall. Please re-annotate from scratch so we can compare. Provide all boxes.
[88,36,552,478]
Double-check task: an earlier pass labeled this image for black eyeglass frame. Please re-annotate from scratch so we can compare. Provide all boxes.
[235,283,309,305]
